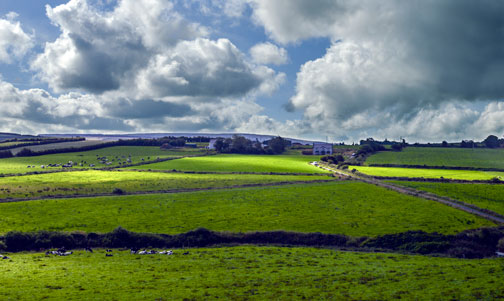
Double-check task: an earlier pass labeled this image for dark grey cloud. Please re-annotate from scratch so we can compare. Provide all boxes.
[249,0,504,139]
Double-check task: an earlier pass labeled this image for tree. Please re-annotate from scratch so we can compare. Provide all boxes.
[268,136,287,154]
[391,144,403,151]
[214,139,225,152]
[483,135,499,148]
[441,141,448,147]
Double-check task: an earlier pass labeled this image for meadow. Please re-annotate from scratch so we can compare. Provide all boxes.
[0,182,491,236]
[389,181,504,216]
[0,146,206,174]
[126,154,326,174]
[0,170,333,199]
[0,246,502,300]
[350,165,504,181]
[0,141,32,147]
[365,147,504,169]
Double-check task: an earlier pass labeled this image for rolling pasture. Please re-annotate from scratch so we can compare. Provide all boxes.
[350,165,504,181]
[1,247,502,300]
[0,182,491,236]
[389,181,504,216]
[0,170,333,199]
[366,147,504,169]
[0,146,205,174]
[8,140,106,155]
[126,154,326,173]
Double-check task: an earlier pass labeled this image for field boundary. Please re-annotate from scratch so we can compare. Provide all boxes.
[0,179,344,204]
[316,163,504,224]
[2,227,503,259]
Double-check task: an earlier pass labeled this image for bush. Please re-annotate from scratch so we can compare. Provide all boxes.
[497,237,504,251]
[490,177,501,183]
[5,231,34,252]
[112,188,125,195]
[0,240,6,251]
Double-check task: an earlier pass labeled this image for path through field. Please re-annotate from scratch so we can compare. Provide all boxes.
[315,163,504,224]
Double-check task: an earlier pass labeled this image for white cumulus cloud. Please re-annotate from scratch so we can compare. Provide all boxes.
[250,42,288,65]
[0,12,34,63]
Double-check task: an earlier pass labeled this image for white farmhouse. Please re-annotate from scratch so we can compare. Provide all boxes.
[313,142,333,155]
[207,139,218,150]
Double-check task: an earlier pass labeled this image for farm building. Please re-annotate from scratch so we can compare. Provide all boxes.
[313,142,333,155]
[207,139,218,150]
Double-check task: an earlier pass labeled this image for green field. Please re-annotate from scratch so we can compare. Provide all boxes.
[389,181,504,216]
[0,141,32,147]
[366,147,504,169]
[1,247,502,300]
[350,165,504,180]
[0,146,206,174]
[0,170,333,199]
[126,154,326,174]
[0,182,491,235]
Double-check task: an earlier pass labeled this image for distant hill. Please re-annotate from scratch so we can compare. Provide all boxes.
[0,132,38,141]
[39,133,325,145]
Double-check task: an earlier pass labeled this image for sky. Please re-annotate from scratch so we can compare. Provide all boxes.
[0,0,503,143]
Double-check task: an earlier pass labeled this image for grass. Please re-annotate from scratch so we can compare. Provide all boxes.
[388,181,504,216]
[0,170,333,199]
[0,146,206,174]
[0,182,492,236]
[0,246,502,300]
[0,141,32,147]
[125,154,327,174]
[366,147,504,169]
[350,165,504,181]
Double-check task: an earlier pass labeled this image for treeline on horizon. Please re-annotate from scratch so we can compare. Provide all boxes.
[360,134,504,149]
[211,136,290,155]
[1,226,503,259]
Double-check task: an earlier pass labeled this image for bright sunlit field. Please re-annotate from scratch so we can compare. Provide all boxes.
[125,154,327,173]
[0,170,333,199]
[350,165,504,180]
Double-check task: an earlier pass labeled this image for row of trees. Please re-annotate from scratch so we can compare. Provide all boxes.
[214,135,288,154]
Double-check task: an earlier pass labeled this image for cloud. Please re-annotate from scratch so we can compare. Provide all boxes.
[136,38,263,98]
[0,12,34,63]
[250,42,288,65]
[249,0,349,44]
[248,0,504,140]
[31,0,207,94]
[31,0,282,106]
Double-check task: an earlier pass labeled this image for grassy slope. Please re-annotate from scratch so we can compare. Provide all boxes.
[0,182,491,235]
[366,147,504,169]
[389,181,504,216]
[1,247,502,300]
[0,170,332,199]
[0,146,206,174]
[125,154,327,173]
[350,165,504,180]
